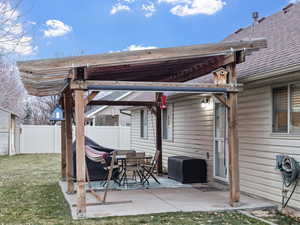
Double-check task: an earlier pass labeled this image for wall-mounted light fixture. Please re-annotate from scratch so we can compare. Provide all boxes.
[201,97,213,109]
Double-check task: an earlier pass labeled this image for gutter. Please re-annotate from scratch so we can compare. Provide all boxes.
[239,63,300,84]
[120,109,131,117]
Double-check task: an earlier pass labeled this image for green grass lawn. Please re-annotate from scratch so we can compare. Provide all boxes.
[0,154,298,225]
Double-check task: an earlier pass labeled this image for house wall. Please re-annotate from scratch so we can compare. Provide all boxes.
[0,110,10,155]
[95,108,130,126]
[238,80,300,209]
[95,114,120,126]
[131,96,214,179]
[130,74,300,209]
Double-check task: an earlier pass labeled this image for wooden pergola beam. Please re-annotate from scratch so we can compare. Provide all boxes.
[18,39,267,72]
[88,100,156,107]
[161,53,235,82]
[18,39,266,96]
[213,94,230,108]
[85,54,235,82]
[85,91,99,105]
[70,80,242,93]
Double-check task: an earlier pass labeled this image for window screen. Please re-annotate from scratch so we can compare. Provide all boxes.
[290,84,300,133]
[272,86,288,133]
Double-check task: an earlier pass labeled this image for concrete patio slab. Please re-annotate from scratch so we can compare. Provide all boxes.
[59,181,276,219]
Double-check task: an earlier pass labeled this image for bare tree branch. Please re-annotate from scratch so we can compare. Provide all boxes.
[23,95,59,125]
[0,0,35,55]
[0,56,25,116]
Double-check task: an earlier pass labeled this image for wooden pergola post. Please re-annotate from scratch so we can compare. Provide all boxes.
[64,88,74,193]
[60,121,67,181]
[74,89,86,215]
[227,63,240,206]
[61,99,67,180]
[156,93,163,175]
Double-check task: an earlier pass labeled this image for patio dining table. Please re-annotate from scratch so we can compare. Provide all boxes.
[116,154,153,186]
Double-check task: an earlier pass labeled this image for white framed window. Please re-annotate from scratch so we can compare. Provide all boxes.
[140,109,148,138]
[272,83,300,133]
[162,104,173,141]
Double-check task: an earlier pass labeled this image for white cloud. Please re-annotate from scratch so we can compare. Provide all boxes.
[0,35,37,55]
[109,44,157,53]
[120,0,135,3]
[43,19,72,37]
[14,36,38,55]
[110,3,131,15]
[28,21,37,25]
[124,44,157,51]
[109,0,226,17]
[142,2,156,17]
[0,1,36,55]
[289,0,300,2]
[158,0,186,3]
[159,0,226,16]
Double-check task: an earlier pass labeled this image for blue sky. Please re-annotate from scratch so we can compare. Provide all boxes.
[18,0,293,60]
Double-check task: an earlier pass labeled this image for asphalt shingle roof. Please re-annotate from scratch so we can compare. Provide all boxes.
[195,2,300,83]
[227,2,300,80]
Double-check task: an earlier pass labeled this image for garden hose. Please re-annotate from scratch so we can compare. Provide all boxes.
[278,156,300,208]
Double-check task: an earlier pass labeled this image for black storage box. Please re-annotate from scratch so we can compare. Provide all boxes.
[168,156,207,184]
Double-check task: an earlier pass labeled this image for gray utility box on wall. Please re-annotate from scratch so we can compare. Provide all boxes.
[168,156,207,184]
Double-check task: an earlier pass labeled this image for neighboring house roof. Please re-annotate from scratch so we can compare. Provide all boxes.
[0,106,20,117]
[197,2,300,83]
[85,91,132,118]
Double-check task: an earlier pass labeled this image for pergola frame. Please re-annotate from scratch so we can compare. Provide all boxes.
[65,64,240,216]
[17,39,267,217]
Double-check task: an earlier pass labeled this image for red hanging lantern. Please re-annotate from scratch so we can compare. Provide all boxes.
[160,95,167,109]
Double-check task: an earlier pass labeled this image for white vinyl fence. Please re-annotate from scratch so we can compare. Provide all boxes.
[20,125,131,154]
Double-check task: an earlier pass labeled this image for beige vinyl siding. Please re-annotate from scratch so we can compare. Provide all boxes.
[130,77,300,209]
[238,84,300,209]
[131,97,214,179]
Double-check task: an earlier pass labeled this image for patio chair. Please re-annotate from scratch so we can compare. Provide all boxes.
[133,152,146,181]
[140,150,161,185]
[85,145,120,186]
[83,151,132,207]
[120,152,137,185]
[116,150,136,155]
[86,150,120,203]
[115,150,136,168]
